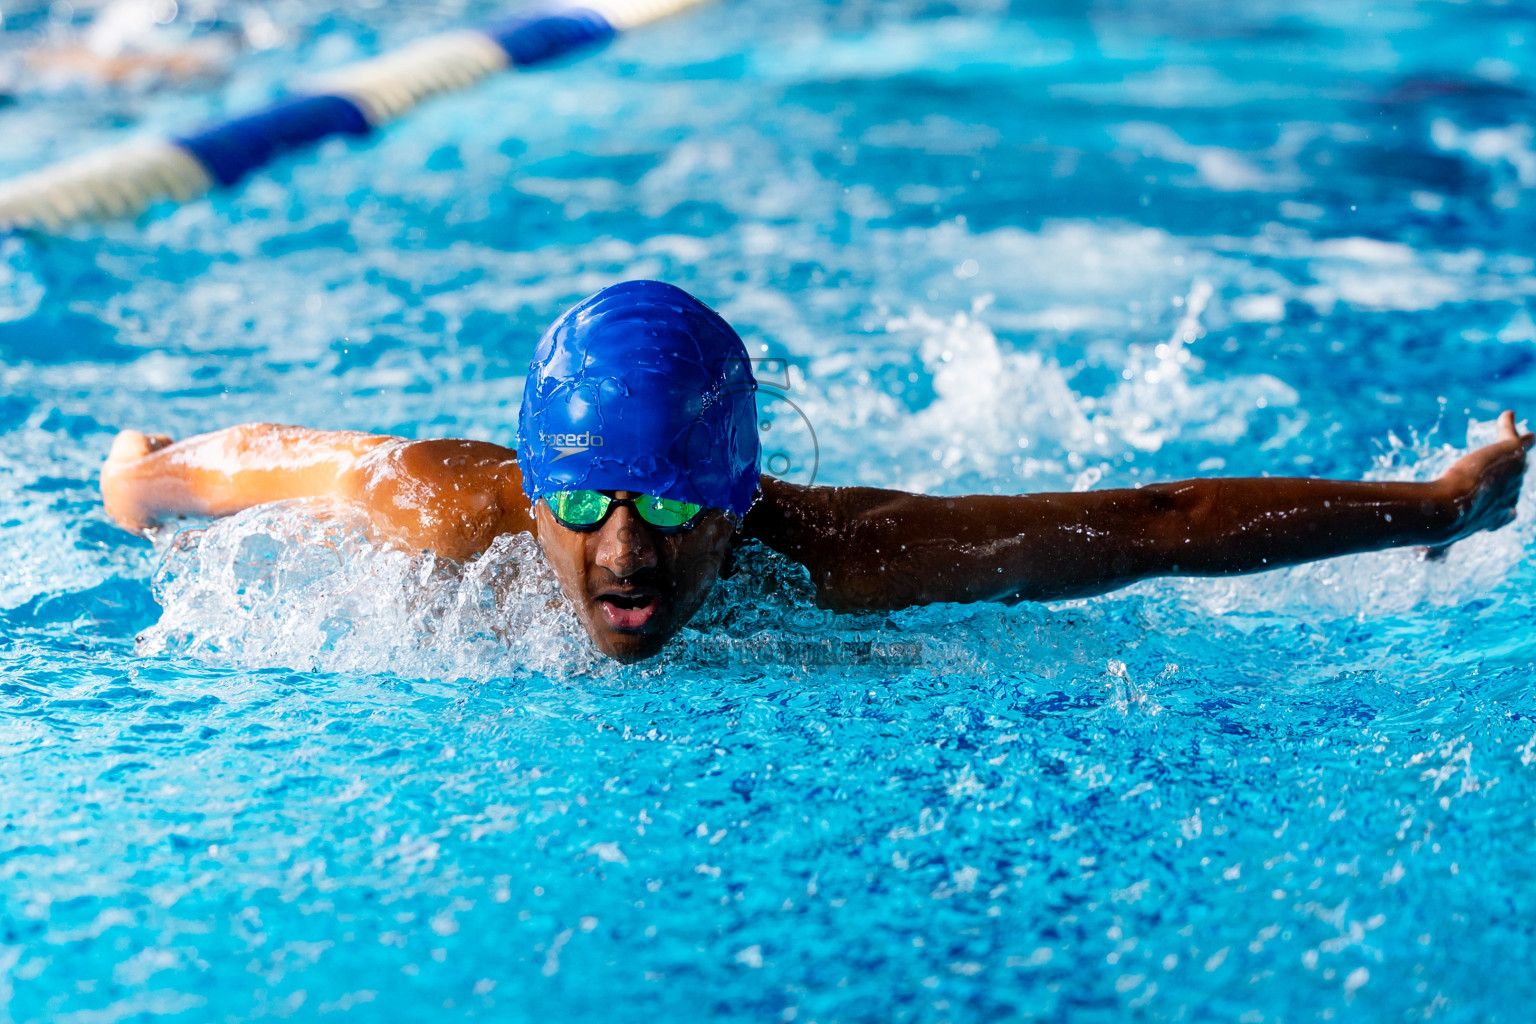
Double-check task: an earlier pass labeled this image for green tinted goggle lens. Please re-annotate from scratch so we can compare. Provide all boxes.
[547,490,704,531]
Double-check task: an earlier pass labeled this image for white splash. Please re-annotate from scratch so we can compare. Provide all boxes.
[1431,119,1536,209]
[139,502,595,680]
[785,275,1296,494]
[1111,122,1310,192]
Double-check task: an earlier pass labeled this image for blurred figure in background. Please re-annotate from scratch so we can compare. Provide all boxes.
[1,0,283,91]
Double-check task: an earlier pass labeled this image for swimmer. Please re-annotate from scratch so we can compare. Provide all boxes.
[13,0,263,92]
[101,280,1533,663]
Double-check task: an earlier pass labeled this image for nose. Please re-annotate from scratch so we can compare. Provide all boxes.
[593,502,658,578]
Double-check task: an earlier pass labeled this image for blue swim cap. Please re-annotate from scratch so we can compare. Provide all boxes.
[517,281,761,519]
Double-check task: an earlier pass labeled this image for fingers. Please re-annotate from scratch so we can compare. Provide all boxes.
[1492,411,1533,453]
[106,430,176,465]
[107,429,153,463]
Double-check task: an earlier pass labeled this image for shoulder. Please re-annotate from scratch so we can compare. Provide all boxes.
[350,437,535,558]
[742,477,881,544]
[358,436,518,471]
[350,437,522,495]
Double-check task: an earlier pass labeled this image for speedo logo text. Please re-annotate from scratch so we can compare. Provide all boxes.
[543,432,604,461]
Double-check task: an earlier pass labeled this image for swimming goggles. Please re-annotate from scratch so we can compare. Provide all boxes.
[545,490,706,533]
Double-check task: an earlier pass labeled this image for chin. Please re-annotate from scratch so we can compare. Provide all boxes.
[593,628,673,664]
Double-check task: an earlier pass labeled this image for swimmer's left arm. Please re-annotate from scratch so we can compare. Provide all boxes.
[100,425,392,531]
[746,411,1533,610]
[101,424,536,559]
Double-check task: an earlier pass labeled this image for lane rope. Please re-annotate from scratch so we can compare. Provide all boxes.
[0,0,711,231]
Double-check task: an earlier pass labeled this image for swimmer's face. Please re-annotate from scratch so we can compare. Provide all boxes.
[533,492,736,663]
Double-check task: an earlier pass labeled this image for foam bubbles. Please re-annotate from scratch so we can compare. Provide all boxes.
[0,236,45,323]
[1431,119,1536,209]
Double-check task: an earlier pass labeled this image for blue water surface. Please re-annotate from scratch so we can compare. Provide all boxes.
[3,0,1536,1020]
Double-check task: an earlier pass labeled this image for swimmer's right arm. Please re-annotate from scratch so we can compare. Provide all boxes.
[100,424,536,560]
[747,411,1533,610]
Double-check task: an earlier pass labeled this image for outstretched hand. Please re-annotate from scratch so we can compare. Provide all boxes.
[1434,411,1533,547]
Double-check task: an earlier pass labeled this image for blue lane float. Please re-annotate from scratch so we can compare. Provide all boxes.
[177,94,375,188]
[485,8,617,67]
[0,0,710,230]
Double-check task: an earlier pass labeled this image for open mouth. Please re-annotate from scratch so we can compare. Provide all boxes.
[596,591,661,631]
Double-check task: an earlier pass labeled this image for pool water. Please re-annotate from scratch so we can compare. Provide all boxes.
[4,0,1536,1020]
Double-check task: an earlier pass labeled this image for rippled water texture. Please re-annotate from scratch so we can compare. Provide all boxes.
[4,0,1536,1020]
